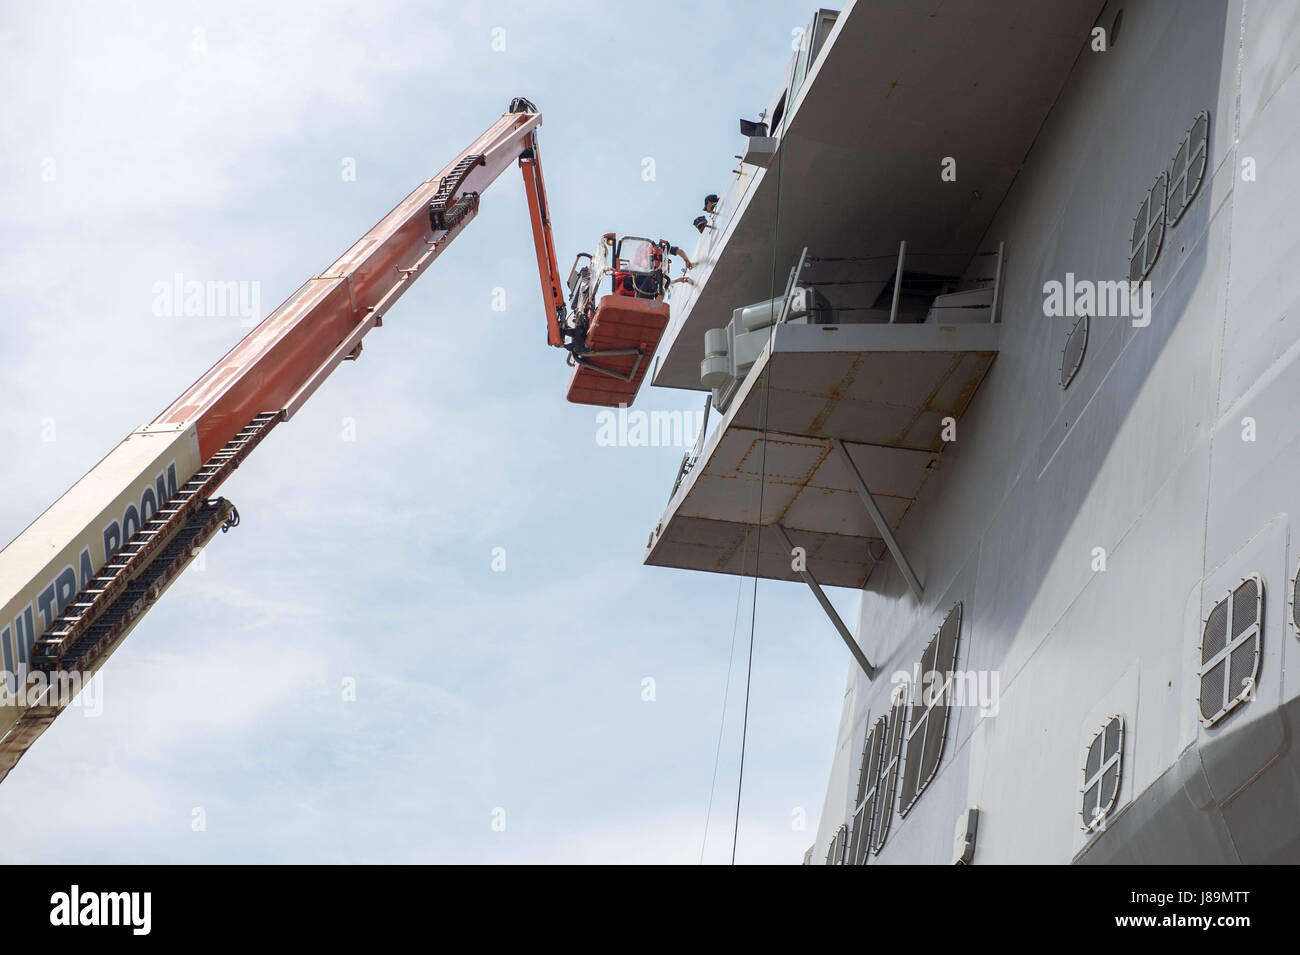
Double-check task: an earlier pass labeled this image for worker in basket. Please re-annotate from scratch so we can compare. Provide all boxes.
[613,237,693,300]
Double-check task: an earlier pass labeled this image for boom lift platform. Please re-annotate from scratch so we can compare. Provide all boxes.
[507,99,692,406]
[0,98,687,781]
[561,233,692,405]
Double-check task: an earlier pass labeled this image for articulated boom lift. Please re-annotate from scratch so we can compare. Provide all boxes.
[506,99,692,406]
[0,98,686,781]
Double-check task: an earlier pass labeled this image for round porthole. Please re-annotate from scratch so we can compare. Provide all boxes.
[1060,313,1088,390]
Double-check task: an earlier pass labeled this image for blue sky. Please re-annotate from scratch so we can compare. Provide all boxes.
[0,0,857,863]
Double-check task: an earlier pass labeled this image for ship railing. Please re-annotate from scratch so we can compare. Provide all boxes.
[670,393,712,501]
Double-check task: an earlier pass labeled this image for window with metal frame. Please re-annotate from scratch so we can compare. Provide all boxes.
[1198,575,1263,726]
[871,691,908,855]
[849,715,887,865]
[1081,715,1123,832]
[899,602,963,816]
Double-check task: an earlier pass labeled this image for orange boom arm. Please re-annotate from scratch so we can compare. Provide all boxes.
[154,101,563,461]
[0,100,571,782]
[515,99,567,348]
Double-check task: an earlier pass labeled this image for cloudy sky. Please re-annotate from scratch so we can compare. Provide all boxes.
[0,0,856,863]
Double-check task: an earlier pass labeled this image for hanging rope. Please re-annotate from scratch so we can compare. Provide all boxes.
[699,574,745,865]
[731,135,789,866]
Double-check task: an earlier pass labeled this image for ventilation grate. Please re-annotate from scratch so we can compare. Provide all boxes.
[1198,575,1263,726]
[1168,111,1210,227]
[849,715,887,865]
[1082,715,1124,832]
[1203,599,1229,661]
[899,603,963,817]
[872,694,907,855]
[1060,313,1088,390]
[1292,560,1300,636]
[825,823,849,865]
[1232,578,1258,637]
[1129,174,1167,283]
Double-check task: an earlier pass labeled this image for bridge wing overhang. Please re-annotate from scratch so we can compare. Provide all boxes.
[645,321,998,589]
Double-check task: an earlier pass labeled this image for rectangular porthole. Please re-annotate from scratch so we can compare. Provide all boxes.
[825,823,849,865]
[1198,575,1263,726]
[899,603,962,816]
[1082,715,1123,832]
[1291,559,1300,636]
[1168,111,1209,226]
[872,695,907,854]
[849,715,887,865]
[1129,175,1167,282]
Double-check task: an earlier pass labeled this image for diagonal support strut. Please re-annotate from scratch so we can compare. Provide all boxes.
[831,438,924,602]
[773,524,876,679]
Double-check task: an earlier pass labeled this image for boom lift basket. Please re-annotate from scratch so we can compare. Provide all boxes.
[565,295,669,406]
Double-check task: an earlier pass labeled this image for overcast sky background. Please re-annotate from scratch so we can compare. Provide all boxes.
[0,0,856,863]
